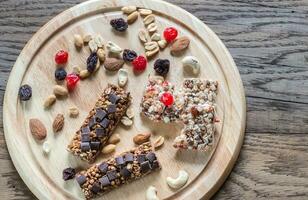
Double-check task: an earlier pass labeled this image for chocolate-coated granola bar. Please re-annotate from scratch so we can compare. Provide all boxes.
[75,142,160,199]
[67,84,131,162]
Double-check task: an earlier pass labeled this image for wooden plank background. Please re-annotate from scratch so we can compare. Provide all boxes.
[0,0,308,199]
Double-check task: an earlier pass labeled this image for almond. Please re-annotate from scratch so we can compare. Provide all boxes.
[170,36,190,54]
[154,136,165,149]
[102,144,116,154]
[52,114,64,133]
[104,57,124,71]
[43,94,56,108]
[53,85,68,97]
[108,134,120,144]
[29,119,47,140]
[133,132,151,145]
[127,11,138,24]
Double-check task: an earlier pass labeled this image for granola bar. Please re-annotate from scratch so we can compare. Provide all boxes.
[67,84,131,162]
[75,142,160,199]
[173,79,218,150]
[140,77,183,123]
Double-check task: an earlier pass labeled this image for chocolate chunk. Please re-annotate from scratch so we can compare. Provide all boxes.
[90,141,101,150]
[80,142,91,152]
[95,128,106,138]
[146,152,157,163]
[140,161,151,174]
[107,104,117,113]
[91,182,101,194]
[89,117,97,129]
[115,156,125,167]
[100,118,110,129]
[81,126,90,133]
[137,154,146,164]
[109,93,120,104]
[76,175,87,186]
[98,162,108,174]
[95,108,107,122]
[62,167,76,181]
[81,133,90,142]
[106,170,118,181]
[99,175,110,187]
[124,153,134,163]
[151,160,160,170]
[120,167,131,178]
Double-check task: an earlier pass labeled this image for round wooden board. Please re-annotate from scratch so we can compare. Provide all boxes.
[3,0,246,199]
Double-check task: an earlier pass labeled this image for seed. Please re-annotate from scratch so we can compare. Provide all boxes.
[126,107,134,119]
[74,34,83,48]
[127,11,138,24]
[139,8,152,16]
[151,33,161,41]
[158,39,167,49]
[79,69,91,79]
[121,6,137,14]
[43,94,56,108]
[53,85,68,97]
[147,23,157,33]
[138,29,149,43]
[68,107,79,118]
[143,14,155,25]
[145,47,159,58]
[121,116,133,126]
[102,144,116,154]
[97,48,106,63]
[83,34,92,43]
[108,134,120,144]
[88,39,98,52]
[154,136,165,149]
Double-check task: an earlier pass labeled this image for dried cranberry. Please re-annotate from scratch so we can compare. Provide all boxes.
[160,92,174,107]
[132,56,147,71]
[62,167,76,181]
[163,27,178,42]
[87,52,98,73]
[110,18,128,32]
[55,68,67,81]
[19,84,32,101]
[154,59,170,76]
[55,50,68,65]
[66,73,80,91]
[122,49,137,62]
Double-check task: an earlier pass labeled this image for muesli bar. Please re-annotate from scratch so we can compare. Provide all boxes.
[67,84,131,162]
[75,142,160,199]
[173,79,218,150]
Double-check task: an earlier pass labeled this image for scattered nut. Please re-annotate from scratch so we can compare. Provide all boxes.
[68,107,79,118]
[182,56,200,75]
[147,23,157,33]
[83,34,92,43]
[143,14,155,25]
[52,114,64,133]
[106,41,122,54]
[154,136,165,149]
[158,39,167,49]
[145,41,159,51]
[133,132,151,145]
[166,170,189,189]
[145,47,159,58]
[79,69,91,79]
[74,34,83,48]
[72,66,81,75]
[122,6,137,14]
[151,33,161,41]
[146,186,159,200]
[93,58,101,73]
[102,144,116,154]
[89,39,98,52]
[53,85,68,97]
[104,57,124,71]
[121,116,133,126]
[94,35,104,48]
[118,68,128,87]
[97,48,106,63]
[149,75,164,82]
[138,29,149,43]
[42,141,51,154]
[126,107,134,119]
[108,134,120,144]
[29,118,47,140]
[170,36,190,54]
[139,8,152,16]
[43,94,56,108]
[127,11,139,24]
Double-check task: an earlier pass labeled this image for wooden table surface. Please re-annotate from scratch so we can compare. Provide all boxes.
[1,0,308,199]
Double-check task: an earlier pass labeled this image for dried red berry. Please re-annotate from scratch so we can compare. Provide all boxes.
[55,50,68,65]
[132,56,147,71]
[160,92,174,107]
[163,27,178,43]
[66,73,80,91]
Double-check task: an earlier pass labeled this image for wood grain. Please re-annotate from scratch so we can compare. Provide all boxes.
[0,0,307,200]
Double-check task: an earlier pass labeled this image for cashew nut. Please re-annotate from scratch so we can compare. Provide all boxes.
[146,186,159,200]
[166,170,189,189]
[182,56,201,75]
[106,41,122,54]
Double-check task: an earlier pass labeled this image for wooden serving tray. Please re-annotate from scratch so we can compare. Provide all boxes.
[3,0,246,199]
